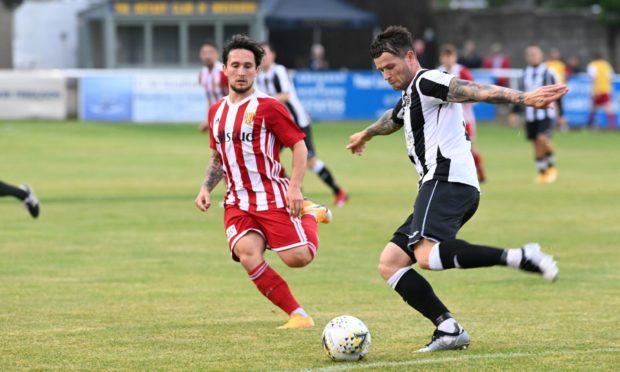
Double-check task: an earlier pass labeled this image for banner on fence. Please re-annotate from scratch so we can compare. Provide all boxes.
[0,72,67,120]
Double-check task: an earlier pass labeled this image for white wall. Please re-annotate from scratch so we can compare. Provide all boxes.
[13,0,94,69]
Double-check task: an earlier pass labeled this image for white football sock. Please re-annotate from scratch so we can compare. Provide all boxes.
[311,159,325,174]
[292,308,309,318]
[505,248,523,268]
[428,243,444,270]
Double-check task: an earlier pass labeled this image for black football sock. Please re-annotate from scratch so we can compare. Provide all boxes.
[392,268,451,326]
[315,164,341,195]
[0,181,28,200]
[430,239,506,270]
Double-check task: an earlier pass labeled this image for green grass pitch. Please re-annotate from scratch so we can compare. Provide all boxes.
[1,121,619,370]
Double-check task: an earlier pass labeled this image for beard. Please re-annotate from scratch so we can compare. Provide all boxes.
[230,81,253,94]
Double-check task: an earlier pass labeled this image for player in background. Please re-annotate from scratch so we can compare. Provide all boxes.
[545,48,568,131]
[438,44,486,183]
[257,42,349,207]
[510,45,559,184]
[195,35,332,329]
[587,52,616,129]
[347,26,564,352]
[198,41,229,133]
[0,181,39,218]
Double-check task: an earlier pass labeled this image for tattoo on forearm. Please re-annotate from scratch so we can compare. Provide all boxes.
[365,109,403,137]
[447,78,525,105]
[203,152,224,192]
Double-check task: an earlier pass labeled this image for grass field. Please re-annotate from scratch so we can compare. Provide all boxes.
[1,121,619,371]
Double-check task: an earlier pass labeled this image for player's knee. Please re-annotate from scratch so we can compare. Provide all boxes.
[378,262,396,281]
[281,246,313,268]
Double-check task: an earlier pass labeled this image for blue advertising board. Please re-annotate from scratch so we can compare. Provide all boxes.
[564,74,619,127]
[294,70,496,122]
[78,71,619,126]
[79,75,133,121]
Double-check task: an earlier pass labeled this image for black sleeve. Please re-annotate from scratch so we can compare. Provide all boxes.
[391,98,404,125]
[419,77,450,101]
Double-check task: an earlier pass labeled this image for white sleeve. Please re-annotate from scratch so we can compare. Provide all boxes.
[275,65,292,93]
[587,63,596,78]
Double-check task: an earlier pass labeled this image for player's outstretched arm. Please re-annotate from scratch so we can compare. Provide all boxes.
[195,151,224,212]
[446,78,568,109]
[346,109,402,155]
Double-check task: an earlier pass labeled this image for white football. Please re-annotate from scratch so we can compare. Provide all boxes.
[321,315,371,361]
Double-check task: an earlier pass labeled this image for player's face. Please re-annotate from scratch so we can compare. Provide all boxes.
[440,53,457,68]
[225,49,258,94]
[374,51,415,91]
[261,46,275,69]
[200,45,218,67]
[526,47,543,66]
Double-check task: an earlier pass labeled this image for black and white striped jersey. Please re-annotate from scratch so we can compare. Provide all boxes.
[392,69,479,190]
[257,64,311,128]
[521,63,558,122]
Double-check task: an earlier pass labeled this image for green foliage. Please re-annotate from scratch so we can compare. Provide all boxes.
[1,121,619,370]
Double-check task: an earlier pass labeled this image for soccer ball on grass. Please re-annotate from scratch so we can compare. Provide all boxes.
[321,315,371,361]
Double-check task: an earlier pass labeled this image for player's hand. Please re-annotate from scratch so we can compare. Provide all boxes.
[346,130,371,156]
[523,84,568,109]
[195,186,211,212]
[286,185,304,218]
[199,121,209,133]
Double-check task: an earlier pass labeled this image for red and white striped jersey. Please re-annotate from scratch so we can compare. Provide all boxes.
[198,62,229,108]
[438,63,476,126]
[208,89,305,212]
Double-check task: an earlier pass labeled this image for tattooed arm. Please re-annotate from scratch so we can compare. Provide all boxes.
[346,109,402,155]
[195,151,224,212]
[446,78,568,108]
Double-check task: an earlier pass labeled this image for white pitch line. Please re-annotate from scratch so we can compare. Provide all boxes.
[297,347,620,372]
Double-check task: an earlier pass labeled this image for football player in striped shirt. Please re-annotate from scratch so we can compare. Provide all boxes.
[198,41,228,133]
[0,181,39,218]
[257,42,349,207]
[347,26,565,352]
[195,35,331,329]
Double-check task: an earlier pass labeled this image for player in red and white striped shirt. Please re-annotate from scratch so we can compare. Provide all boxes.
[439,44,486,182]
[195,35,331,329]
[198,41,229,133]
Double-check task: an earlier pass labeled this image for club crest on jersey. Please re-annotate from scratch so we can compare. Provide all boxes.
[402,95,411,107]
[243,111,256,127]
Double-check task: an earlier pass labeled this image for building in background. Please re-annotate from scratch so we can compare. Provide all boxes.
[13,0,91,69]
[76,0,376,69]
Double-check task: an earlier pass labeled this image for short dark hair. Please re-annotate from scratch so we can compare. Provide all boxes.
[201,40,218,49]
[259,41,275,53]
[440,43,457,56]
[370,25,414,59]
[223,34,264,67]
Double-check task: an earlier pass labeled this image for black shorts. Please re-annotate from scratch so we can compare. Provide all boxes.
[390,180,480,262]
[526,118,553,141]
[301,126,316,159]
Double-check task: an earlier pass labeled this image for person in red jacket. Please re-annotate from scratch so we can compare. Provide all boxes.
[439,44,486,182]
[483,43,511,87]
